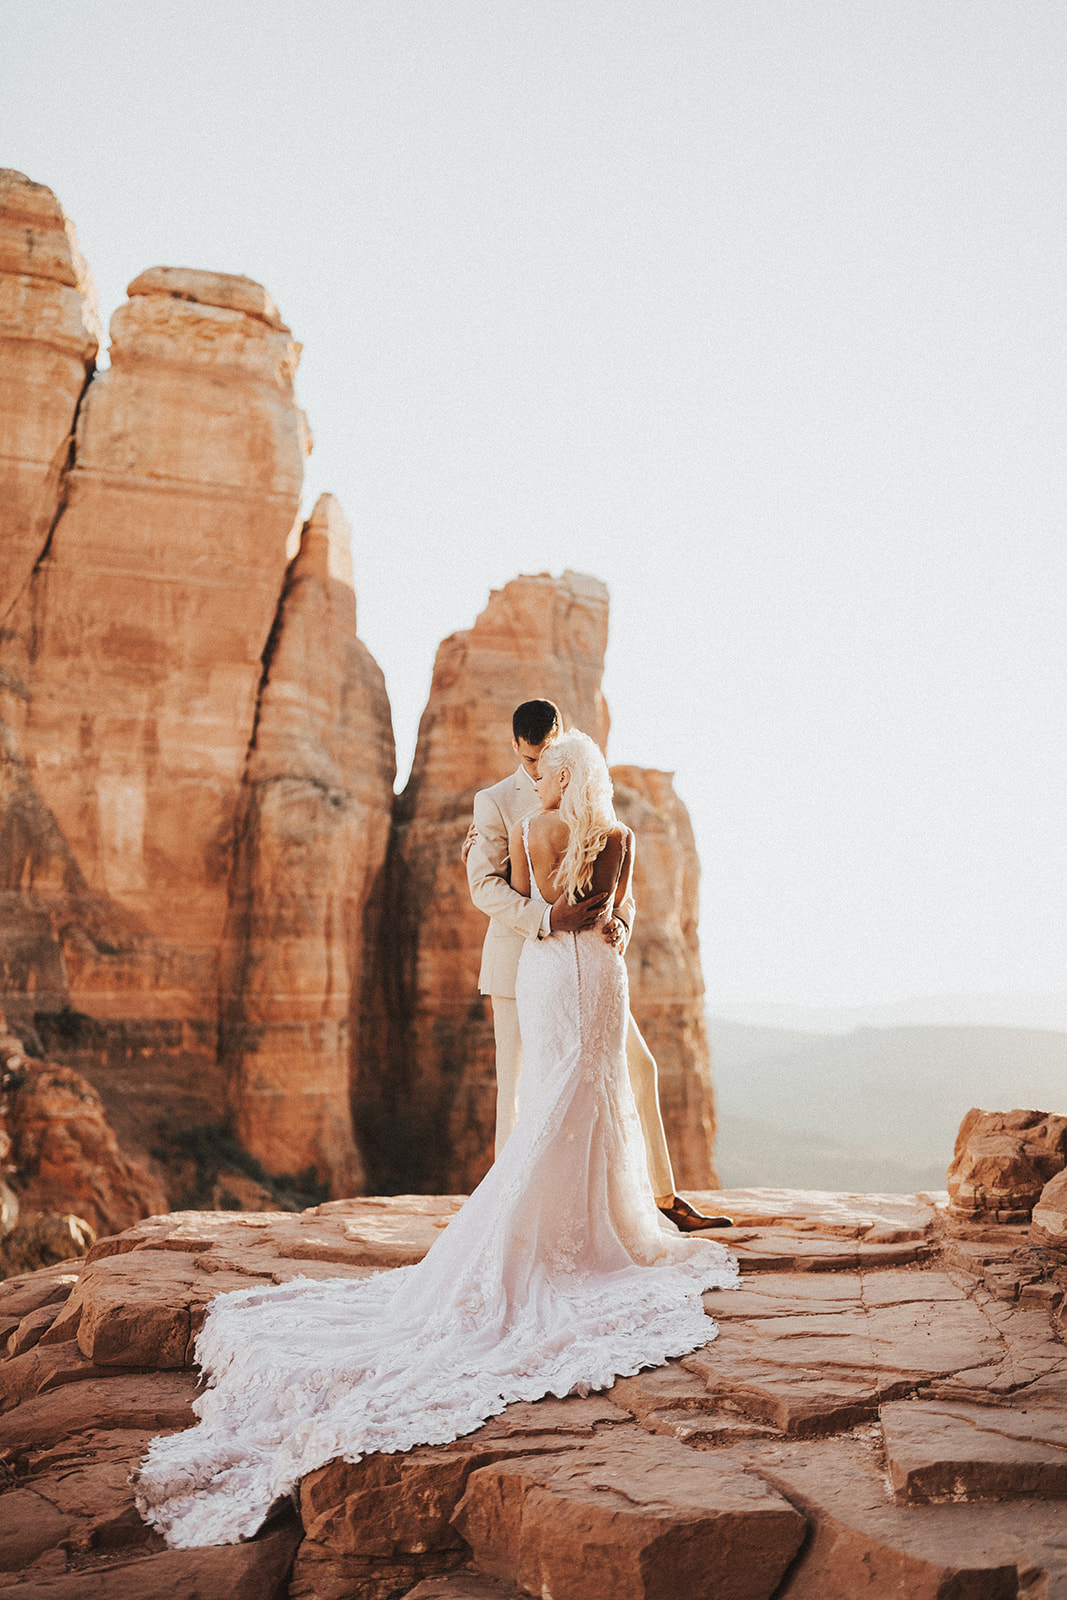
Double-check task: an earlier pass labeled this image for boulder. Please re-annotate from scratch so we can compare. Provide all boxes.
[0,1518,302,1599]
[220,494,395,1196]
[0,1370,200,1456]
[1,1029,166,1238]
[947,1109,1067,1222]
[299,1398,623,1561]
[1031,1168,1067,1253]
[749,1436,1058,1599]
[880,1398,1067,1503]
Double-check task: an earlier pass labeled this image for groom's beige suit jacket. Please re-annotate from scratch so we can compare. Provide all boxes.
[467,769,544,999]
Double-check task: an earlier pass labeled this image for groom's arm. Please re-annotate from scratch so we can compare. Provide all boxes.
[615,878,636,938]
[466,791,547,943]
[604,832,636,951]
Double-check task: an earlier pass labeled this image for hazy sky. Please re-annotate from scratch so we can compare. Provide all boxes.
[3,1,1065,1010]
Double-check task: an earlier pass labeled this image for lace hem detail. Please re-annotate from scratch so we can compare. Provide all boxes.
[134,852,739,1550]
[134,1249,737,1549]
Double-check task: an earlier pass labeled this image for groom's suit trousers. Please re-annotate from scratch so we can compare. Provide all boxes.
[468,767,677,1199]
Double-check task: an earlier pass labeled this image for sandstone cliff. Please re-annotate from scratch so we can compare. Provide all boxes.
[0,172,723,1211]
[360,572,718,1198]
[14,264,309,972]
[612,766,719,1189]
[220,495,395,1196]
[361,572,610,1193]
[0,1012,165,1241]
[0,174,400,1203]
[0,171,100,624]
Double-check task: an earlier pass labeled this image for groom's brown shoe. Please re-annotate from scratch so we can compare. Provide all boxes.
[658,1195,734,1231]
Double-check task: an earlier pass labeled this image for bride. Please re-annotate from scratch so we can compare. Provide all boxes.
[135,730,738,1548]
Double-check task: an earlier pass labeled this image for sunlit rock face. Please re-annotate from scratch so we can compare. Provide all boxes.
[220,495,396,1197]
[0,221,337,1185]
[361,571,611,1193]
[947,1107,1067,1224]
[611,766,719,1190]
[0,262,310,1150]
[360,573,717,1198]
[16,265,309,965]
[0,173,723,1208]
[0,170,100,623]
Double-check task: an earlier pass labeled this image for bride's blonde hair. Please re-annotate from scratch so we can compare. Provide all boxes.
[540,730,616,903]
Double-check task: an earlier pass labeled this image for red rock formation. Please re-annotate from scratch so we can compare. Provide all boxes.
[220,495,395,1196]
[1032,1168,1067,1255]
[947,1108,1067,1224]
[611,767,718,1188]
[2,1190,1066,1594]
[15,265,308,968]
[361,572,611,1193]
[0,170,100,622]
[0,173,725,1211]
[0,244,318,1179]
[361,572,718,1197]
[0,1014,166,1240]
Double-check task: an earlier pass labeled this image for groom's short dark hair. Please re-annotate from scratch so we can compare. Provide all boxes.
[513,700,561,745]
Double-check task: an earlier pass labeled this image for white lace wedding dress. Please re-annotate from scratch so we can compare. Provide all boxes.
[135,822,738,1548]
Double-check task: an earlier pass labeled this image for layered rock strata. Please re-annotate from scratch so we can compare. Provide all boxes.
[363,572,722,1197]
[0,1013,165,1243]
[2,1188,1066,1597]
[611,767,718,1189]
[0,189,406,1202]
[0,171,724,1207]
[0,245,316,1170]
[14,264,309,970]
[0,170,100,623]
[947,1107,1067,1224]
[1032,1168,1067,1254]
[220,495,395,1195]
[362,572,612,1193]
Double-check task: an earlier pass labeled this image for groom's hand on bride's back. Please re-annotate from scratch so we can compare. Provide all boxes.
[548,891,610,934]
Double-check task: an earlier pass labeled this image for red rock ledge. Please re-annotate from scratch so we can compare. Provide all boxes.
[0,1189,1065,1599]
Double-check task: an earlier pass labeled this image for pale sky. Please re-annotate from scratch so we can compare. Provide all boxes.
[3,0,1065,1011]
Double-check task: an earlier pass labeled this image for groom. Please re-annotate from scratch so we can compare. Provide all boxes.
[464,699,732,1232]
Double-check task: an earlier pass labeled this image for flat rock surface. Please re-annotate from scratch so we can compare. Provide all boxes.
[1,1187,1065,1598]
[882,1398,1067,1503]
[455,1427,804,1600]
[734,1436,1067,1599]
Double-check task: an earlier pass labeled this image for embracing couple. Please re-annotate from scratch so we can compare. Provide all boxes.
[135,699,738,1549]
[465,696,732,1233]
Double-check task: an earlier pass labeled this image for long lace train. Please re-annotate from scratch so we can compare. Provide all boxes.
[134,886,738,1548]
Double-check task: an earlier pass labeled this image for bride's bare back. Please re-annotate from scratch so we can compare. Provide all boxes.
[510,812,633,917]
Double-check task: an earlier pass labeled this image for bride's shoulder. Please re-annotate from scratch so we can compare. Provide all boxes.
[529,812,567,844]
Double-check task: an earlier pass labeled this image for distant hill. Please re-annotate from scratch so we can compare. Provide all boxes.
[708,1019,1067,1194]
